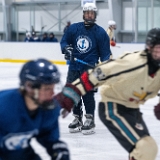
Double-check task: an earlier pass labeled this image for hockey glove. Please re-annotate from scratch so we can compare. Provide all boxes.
[51,140,70,160]
[62,45,74,61]
[154,103,160,120]
[54,83,81,114]
[110,40,116,46]
[61,108,70,118]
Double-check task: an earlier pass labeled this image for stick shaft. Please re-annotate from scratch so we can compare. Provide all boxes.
[74,58,94,68]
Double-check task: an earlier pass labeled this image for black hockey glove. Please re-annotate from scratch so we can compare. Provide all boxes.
[62,45,74,61]
[51,140,70,160]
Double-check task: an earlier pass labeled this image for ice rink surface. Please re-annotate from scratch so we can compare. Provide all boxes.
[0,63,160,160]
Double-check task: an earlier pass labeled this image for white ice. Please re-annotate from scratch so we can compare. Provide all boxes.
[0,63,160,160]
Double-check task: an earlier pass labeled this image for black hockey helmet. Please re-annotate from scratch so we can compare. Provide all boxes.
[146,28,160,48]
[146,28,160,67]
[19,58,60,88]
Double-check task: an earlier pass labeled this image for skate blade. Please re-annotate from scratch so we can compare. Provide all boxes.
[69,127,81,133]
[82,128,95,135]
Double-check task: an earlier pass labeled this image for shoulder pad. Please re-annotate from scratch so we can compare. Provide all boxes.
[119,50,141,59]
[97,59,114,66]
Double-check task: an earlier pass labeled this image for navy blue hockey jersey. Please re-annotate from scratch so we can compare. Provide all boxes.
[0,89,60,159]
[60,22,111,71]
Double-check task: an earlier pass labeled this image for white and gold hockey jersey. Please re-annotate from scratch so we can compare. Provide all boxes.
[74,50,160,109]
[106,28,114,40]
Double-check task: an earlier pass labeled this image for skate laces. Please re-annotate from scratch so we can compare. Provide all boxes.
[72,117,79,125]
[84,118,92,126]
[83,114,94,126]
[71,114,82,125]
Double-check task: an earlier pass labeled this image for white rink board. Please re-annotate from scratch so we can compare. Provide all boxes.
[0,63,159,160]
[0,42,145,62]
[0,42,63,61]
[110,43,145,59]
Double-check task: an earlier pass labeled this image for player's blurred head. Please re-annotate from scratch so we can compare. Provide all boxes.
[83,3,97,24]
[146,28,160,48]
[146,28,160,67]
[20,58,60,87]
[32,31,35,36]
[108,20,116,30]
[49,32,55,38]
[19,58,60,108]
[26,32,31,37]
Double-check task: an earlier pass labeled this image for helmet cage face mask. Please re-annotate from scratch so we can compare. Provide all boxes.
[23,80,58,110]
[83,3,97,23]
[146,28,160,67]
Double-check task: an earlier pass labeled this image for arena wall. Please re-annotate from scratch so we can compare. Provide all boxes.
[0,43,145,64]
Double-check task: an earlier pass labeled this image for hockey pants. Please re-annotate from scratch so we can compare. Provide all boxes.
[98,102,150,153]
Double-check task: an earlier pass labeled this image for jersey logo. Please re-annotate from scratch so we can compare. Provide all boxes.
[133,91,148,100]
[1,129,38,150]
[135,123,144,130]
[76,35,92,53]
[129,91,152,103]
[93,67,106,81]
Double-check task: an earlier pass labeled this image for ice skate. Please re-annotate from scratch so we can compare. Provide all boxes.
[68,114,83,133]
[81,114,95,135]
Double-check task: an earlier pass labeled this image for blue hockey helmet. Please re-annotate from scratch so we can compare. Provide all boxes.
[19,58,60,88]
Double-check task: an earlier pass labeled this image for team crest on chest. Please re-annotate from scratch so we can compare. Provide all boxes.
[76,35,92,53]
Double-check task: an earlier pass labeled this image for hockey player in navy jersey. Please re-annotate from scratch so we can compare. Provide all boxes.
[60,2,111,135]
[56,28,160,160]
[0,59,69,160]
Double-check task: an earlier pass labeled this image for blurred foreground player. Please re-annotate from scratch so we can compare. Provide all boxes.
[0,59,69,160]
[56,28,160,160]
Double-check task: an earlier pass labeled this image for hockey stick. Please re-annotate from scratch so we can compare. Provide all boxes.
[111,45,121,48]
[115,45,121,48]
[74,58,95,68]
[73,52,111,68]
